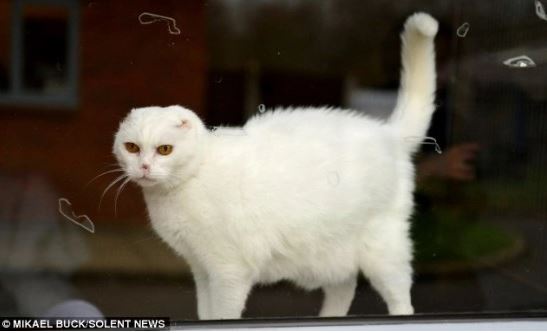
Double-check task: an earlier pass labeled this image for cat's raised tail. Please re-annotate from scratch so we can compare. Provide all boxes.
[388,12,438,154]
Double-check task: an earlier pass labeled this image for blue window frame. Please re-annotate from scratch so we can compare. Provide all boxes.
[0,0,79,109]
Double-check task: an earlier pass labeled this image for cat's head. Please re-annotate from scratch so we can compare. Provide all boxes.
[113,105,206,189]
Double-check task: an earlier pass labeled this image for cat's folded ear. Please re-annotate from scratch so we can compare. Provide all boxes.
[177,119,192,129]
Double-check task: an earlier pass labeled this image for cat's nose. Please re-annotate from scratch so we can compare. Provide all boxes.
[141,164,150,171]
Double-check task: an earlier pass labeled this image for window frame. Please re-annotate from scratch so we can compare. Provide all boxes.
[0,0,80,109]
[171,311,547,330]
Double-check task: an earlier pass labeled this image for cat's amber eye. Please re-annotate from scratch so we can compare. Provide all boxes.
[157,145,173,156]
[124,142,140,153]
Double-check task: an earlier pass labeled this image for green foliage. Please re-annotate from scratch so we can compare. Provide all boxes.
[412,209,514,264]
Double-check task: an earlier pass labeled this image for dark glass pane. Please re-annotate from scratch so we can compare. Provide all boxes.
[0,0,545,325]
[22,6,68,94]
[0,1,10,92]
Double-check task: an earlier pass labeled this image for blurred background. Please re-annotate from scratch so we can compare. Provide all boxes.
[0,0,546,320]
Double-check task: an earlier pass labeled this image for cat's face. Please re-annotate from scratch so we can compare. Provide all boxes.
[113,105,204,189]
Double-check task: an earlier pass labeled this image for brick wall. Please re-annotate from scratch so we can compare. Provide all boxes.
[0,0,207,224]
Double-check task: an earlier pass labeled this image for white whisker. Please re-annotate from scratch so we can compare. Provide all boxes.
[85,168,124,188]
[101,162,121,168]
[114,177,132,215]
[97,162,122,172]
[99,174,128,209]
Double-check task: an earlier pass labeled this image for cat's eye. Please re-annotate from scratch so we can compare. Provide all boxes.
[124,142,140,153]
[157,145,173,155]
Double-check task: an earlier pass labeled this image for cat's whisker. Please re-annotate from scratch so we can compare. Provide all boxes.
[101,162,121,168]
[85,168,124,188]
[96,162,122,172]
[99,174,128,210]
[114,177,132,216]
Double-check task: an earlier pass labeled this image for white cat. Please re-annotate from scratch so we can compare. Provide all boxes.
[113,12,438,319]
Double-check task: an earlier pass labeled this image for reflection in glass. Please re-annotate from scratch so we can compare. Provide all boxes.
[22,6,69,94]
[0,0,545,323]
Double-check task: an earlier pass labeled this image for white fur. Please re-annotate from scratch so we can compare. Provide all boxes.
[113,12,437,319]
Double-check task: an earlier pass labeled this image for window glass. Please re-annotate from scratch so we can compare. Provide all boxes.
[22,5,69,94]
[0,0,546,323]
[0,1,10,92]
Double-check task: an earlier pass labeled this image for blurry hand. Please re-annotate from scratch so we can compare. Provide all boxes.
[418,142,480,182]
